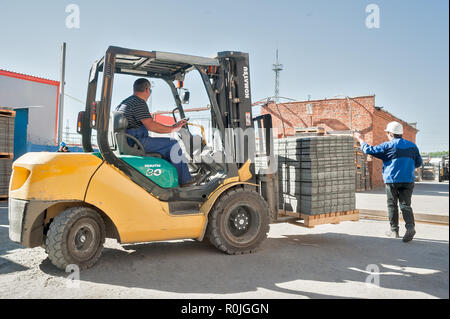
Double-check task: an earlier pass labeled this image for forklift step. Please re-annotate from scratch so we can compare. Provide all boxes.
[168,201,200,215]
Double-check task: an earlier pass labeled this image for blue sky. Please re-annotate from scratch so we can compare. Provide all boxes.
[0,0,448,152]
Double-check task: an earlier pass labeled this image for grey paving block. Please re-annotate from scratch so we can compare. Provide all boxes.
[0,116,15,154]
[0,158,13,195]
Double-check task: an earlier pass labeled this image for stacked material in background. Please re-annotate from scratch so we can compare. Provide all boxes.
[0,158,12,196]
[293,126,326,137]
[0,108,15,199]
[354,142,371,191]
[0,108,15,154]
[256,135,356,215]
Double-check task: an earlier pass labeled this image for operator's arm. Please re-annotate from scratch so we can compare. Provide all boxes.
[415,147,423,168]
[141,117,187,134]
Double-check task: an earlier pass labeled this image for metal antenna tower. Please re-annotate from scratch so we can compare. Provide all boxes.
[272,49,283,104]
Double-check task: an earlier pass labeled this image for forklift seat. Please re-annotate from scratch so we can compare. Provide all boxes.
[112,111,163,158]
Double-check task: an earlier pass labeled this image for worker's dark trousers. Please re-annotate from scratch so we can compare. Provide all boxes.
[126,127,192,185]
[385,183,415,232]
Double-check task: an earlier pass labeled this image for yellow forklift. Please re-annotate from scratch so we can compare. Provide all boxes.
[438,156,449,182]
[8,46,280,270]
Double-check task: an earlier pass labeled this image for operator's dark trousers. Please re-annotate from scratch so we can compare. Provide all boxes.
[126,126,192,185]
[385,183,415,232]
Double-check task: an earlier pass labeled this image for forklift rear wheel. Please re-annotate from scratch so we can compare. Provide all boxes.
[206,187,270,254]
[45,206,106,270]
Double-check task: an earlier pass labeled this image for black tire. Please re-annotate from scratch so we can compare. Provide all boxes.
[45,206,106,270]
[206,187,270,254]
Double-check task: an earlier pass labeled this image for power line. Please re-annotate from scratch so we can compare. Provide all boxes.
[64,93,85,105]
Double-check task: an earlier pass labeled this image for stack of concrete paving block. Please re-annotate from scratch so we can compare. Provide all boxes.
[0,108,15,198]
[0,109,15,154]
[0,158,12,196]
[274,135,356,215]
[354,142,371,191]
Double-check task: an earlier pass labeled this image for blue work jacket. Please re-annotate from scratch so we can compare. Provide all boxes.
[361,138,422,183]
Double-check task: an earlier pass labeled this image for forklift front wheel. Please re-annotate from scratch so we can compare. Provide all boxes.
[45,206,106,271]
[206,187,270,254]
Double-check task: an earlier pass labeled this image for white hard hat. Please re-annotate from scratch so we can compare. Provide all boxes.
[385,121,403,135]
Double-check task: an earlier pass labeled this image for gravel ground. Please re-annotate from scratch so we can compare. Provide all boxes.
[0,202,448,299]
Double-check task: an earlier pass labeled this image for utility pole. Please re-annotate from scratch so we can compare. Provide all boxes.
[346,97,352,131]
[65,119,70,143]
[57,42,66,145]
[149,80,155,111]
[272,49,283,104]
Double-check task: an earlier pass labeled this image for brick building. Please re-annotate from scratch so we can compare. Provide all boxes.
[261,95,419,188]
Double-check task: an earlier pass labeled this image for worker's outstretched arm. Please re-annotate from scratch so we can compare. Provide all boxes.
[141,118,187,134]
[415,147,423,168]
[354,132,389,161]
[360,142,390,161]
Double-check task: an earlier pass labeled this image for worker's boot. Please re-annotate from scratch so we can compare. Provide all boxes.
[385,229,400,238]
[402,228,416,243]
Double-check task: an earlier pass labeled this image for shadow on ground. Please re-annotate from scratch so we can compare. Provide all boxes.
[0,204,29,274]
[2,200,449,298]
[413,182,449,197]
[359,182,449,197]
[37,230,449,299]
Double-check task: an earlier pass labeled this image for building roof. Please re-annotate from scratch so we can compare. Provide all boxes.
[275,95,376,105]
[0,69,59,86]
[374,107,419,132]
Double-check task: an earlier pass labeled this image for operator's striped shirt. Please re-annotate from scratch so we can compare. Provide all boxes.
[115,95,152,128]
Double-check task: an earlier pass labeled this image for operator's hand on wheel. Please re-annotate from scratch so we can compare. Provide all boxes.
[172,119,188,132]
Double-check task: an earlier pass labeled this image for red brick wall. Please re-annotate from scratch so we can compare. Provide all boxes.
[261,95,418,189]
[262,96,376,140]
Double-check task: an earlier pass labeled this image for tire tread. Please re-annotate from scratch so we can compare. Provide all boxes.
[206,187,270,255]
[45,207,105,270]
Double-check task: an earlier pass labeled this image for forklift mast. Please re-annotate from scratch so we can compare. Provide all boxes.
[211,52,256,176]
[213,51,279,220]
[214,51,253,132]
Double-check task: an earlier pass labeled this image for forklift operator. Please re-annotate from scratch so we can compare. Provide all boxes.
[116,78,196,187]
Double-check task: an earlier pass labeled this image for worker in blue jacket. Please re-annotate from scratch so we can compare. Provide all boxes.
[354,121,423,242]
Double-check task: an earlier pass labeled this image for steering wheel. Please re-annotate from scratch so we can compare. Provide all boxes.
[174,117,190,128]
[171,107,191,134]
[171,108,200,160]
[172,107,188,126]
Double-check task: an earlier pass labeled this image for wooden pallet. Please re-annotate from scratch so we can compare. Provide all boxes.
[278,209,359,228]
[0,109,16,117]
[294,126,326,135]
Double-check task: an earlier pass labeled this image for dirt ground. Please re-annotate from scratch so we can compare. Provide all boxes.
[0,201,448,299]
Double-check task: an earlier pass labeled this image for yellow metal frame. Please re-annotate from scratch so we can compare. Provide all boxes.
[84,162,206,243]
[84,159,256,243]
[9,152,103,201]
